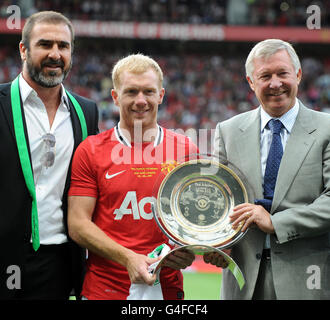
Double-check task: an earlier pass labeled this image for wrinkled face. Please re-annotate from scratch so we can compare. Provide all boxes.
[20,22,72,88]
[111,69,165,138]
[247,49,302,117]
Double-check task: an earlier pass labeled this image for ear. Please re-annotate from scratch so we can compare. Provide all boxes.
[246,75,255,91]
[296,68,302,85]
[111,89,120,107]
[19,41,27,61]
[158,88,165,104]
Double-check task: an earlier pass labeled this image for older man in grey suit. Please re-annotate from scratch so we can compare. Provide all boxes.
[212,39,330,299]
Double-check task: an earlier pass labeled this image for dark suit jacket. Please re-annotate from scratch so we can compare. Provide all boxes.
[0,81,99,299]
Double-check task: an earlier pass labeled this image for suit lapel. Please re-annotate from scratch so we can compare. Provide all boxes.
[233,108,264,200]
[0,82,32,160]
[0,84,16,141]
[272,103,316,212]
[68,96,83,150]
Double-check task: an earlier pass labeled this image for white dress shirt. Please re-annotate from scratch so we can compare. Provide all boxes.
[19,75,74,244]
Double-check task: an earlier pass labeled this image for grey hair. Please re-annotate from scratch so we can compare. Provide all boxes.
[245,39,301,81]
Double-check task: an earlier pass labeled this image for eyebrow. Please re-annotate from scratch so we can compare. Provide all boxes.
[258,65,290,74]
[123,86,157,92]
[36,39,70,47]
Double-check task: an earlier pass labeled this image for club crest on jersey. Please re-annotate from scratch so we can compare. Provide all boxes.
[161,160,179,174]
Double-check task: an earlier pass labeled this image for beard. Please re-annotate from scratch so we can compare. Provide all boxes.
[26,52,72,88]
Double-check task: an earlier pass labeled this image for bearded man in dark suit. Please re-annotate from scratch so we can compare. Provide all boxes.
[0,11,99,299]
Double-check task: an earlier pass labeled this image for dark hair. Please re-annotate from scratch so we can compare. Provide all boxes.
[21,11,74,52]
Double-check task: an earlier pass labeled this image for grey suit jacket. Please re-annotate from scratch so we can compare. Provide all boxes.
[214,101,330,299]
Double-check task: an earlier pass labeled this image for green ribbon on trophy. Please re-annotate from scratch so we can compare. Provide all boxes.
[228,261,245,290]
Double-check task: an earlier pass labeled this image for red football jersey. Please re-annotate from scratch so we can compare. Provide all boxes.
[69,125,198,299]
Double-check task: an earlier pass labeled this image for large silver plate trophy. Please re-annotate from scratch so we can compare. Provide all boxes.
[151,154,255,290]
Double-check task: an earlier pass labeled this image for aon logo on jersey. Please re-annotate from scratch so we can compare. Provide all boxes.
[114,191,156,220]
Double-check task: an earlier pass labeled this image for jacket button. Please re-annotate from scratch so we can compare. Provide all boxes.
[256,253,262,260]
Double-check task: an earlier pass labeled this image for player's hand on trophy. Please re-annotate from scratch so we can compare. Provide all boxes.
[162,248,195,270]
[203,249,231,268]
[125,252,160,285]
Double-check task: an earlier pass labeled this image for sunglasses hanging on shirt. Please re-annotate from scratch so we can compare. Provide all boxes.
[40,133,56,168]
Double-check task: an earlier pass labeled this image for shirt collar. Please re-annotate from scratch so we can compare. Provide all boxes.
[260,98,299,133]
[18,73,70,110]
[115,122,163,148]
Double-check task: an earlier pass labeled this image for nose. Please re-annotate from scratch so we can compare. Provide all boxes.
[269,75,282,89]
[48,44,61,60]
[135,91,147,106]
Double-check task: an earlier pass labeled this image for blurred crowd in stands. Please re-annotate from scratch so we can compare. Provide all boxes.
[1,43,329,142]
[0,0,329,150]
[1,0,329,26]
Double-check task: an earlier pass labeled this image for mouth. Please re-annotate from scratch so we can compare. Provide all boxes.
[268,91,287,97]
[132,109,149,115]
[44,65,61,69]
[43,66,62,74]
[41,60,64,71]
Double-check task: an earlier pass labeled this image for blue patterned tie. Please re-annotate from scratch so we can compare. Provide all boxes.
[255,119,283,212]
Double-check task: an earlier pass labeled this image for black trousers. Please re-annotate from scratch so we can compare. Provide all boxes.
[16,242,72,300]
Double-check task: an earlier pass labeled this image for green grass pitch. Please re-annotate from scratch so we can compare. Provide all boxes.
[183,271,222,300]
